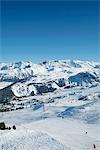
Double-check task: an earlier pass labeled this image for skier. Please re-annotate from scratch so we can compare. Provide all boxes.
[93,144,96,149]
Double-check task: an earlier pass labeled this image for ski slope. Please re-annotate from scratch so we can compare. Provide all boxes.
[0,85,100,150]
[0,126,67,150]
[0,59,100,150]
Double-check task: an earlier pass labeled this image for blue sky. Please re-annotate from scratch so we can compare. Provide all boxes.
[1,0,100,63]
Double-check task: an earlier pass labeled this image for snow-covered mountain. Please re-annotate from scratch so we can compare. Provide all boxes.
[0,60,100,82]
[0,60,100,98]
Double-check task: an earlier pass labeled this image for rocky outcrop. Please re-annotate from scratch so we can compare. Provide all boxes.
[0,83,15,103]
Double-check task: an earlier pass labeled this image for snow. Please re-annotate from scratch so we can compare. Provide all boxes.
[12,83,37,97]
[68,72,98,86]
[0,60,100,83]
[0,126,67,150]
[0,85,100,149]
[0,59,100,150]
[0,82,13,90]
[26,118,100,150]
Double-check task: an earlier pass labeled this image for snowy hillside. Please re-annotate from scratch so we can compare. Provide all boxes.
[0,59,100,150]
[0,127,67,150]
[0,84,100,149]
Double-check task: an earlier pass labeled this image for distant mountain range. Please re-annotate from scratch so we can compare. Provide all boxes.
[0,60,100,97]
[0,60,100,82]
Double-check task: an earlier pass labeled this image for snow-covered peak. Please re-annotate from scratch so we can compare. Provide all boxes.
[0,60,100,83]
